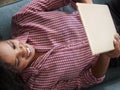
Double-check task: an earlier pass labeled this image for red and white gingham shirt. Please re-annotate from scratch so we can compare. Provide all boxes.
[11,0,104,90]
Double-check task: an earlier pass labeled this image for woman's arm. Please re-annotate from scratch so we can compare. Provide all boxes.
[91,33,120,78]
[91,54,110,78]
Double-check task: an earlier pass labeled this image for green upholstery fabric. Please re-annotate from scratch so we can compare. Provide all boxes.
[0,0,30,40]
[0,0,21,7]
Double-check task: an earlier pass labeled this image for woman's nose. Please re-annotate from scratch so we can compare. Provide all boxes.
[18,42,26,57]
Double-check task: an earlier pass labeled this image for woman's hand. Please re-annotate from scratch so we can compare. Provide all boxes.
[91,33,120,78]
[104,33,120,58]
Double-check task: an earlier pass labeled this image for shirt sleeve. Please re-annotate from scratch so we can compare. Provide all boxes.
[77,68,105,88]
[11,0,70,37]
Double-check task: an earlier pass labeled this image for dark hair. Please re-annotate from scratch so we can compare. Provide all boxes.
[0,32,3,41]
[0,58,24,90]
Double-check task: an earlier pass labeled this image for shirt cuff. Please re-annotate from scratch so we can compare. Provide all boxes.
[86,68,105,84]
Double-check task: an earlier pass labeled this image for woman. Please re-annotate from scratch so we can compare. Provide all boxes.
[0,0,120,90]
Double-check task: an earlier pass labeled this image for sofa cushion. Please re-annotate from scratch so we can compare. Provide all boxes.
[0,0,21,7]
[0,0,30,40]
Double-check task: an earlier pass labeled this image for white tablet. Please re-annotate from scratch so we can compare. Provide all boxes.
[76,3,116,55]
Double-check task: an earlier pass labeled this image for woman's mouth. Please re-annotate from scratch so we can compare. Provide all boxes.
[26,47,31,58]
[24,43,35,61]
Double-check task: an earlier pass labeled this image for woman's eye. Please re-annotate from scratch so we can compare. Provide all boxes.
[10,41,16,49]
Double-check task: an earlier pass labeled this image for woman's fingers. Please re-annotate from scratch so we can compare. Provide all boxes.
[113,34,120,57]
[105,34,120,58]
[113,39,120,57]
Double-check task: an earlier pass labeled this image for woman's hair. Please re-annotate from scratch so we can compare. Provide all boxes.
[0,32,3,41]
[0,58,24,90]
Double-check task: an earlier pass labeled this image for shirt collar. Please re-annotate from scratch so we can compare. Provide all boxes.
[12,32,29,43]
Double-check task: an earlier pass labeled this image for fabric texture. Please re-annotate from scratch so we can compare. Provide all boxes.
[11,0,104,90]
[0,0,21,7]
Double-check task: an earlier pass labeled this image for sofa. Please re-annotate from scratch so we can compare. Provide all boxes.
[0,0,120,90]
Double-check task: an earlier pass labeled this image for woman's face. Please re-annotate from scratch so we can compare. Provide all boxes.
[0,39,35,71]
